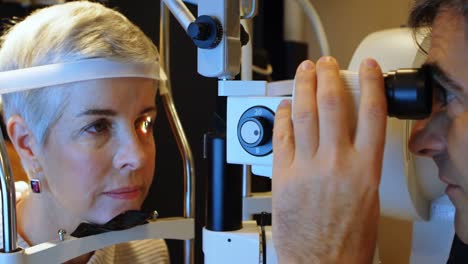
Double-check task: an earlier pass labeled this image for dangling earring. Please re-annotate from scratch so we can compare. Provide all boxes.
[29,162,42,194]
[30,178,41,193]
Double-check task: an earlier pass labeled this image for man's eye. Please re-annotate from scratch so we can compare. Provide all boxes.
[433,83,451,107]
[84,119,111,134]
[445,90,457,104]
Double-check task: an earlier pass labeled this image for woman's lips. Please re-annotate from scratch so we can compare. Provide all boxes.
[103,187,141,200]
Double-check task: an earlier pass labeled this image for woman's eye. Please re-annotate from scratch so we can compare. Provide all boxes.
[136,116,154,135]
[84,119,111,135]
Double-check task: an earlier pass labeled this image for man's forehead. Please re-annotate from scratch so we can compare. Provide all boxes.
[424,8,468,94]
[434,9,465,35]
[430,9,463,52]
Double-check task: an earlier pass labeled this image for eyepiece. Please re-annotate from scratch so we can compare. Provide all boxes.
[384,67,432,120]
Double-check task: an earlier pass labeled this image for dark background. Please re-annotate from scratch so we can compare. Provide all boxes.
[0,1,306,263]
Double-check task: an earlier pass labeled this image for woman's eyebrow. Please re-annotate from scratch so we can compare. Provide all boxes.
[140,106,157,115]
[423,62,464,93]
[77,109,117,117]
[76,106,156,117]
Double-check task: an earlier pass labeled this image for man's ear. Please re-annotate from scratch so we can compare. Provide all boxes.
[6,115,40,168]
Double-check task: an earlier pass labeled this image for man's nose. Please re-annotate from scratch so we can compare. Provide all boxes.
[113,131,146,171]
[408,112,448,157]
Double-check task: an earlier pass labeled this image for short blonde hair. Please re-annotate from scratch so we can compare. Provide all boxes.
[0,1,159,145]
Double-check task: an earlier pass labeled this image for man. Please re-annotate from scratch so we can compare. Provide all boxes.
[271,0,468,263]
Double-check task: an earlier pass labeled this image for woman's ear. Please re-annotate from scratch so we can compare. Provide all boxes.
[7,115,40,168]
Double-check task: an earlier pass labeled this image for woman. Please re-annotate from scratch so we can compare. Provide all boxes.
[0,1,169,263]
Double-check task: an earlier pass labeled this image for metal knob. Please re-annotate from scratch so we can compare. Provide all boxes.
[239,117,271,147]
[237,106,274,157]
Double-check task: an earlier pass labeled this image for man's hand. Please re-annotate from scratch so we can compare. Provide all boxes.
[272,57,387,263]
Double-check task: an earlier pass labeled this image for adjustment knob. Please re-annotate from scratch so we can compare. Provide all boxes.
[237,106,274,157]
[188,15,223,49]
[188,22,211,40]
[239,117,271,147]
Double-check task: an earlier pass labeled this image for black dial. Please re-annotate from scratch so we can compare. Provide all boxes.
[187,15,223,49]
[237,106,274,157]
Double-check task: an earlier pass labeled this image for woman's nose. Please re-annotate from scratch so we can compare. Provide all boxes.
[113,132,146,171]
[408,113,448,157]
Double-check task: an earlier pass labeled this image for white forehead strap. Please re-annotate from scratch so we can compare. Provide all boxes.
[0,58,167,94]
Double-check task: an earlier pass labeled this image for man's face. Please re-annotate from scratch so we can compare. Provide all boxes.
[409,9,468,242]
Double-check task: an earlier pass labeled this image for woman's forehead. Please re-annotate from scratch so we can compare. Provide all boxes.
[63,78,157,114]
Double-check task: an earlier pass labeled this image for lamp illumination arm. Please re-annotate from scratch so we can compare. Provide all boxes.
[294,0,330,56]
[162,0,196,32]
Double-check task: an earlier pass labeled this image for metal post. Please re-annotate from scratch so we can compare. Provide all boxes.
[160,3,196,263]
[0,128,18,253]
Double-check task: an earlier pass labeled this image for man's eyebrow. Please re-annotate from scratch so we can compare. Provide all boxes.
[422,62,464,92]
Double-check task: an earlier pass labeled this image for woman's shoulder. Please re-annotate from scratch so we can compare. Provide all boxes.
[1,183,169,263]
[89,239,170,264]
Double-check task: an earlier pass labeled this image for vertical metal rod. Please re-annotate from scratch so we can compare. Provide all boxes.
[240,20,253,81]
[0,129,18,252]
[160,3,195,264]
[241,165,251,221]
[241,19,253,201]
[242,165,251,198]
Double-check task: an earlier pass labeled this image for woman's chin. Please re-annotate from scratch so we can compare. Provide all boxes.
[90,204,143,224]
[111,204,142,217]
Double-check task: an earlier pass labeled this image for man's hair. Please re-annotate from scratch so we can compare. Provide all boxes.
[409,0,468,29]
[0,1,159,145]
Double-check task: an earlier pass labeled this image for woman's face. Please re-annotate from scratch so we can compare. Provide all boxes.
[37,77,157,224]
